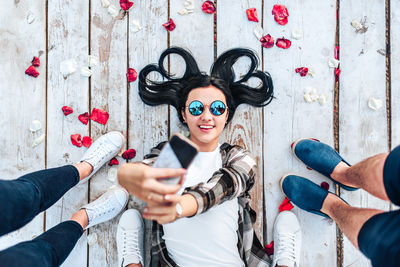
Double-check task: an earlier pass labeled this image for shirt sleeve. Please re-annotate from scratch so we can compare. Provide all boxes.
[183,144,257,216]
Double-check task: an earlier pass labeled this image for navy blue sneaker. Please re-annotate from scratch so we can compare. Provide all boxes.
[280,174,348,219]
[292,138,359,191]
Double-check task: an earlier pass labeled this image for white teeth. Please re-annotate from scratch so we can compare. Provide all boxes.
[199,125,213,129]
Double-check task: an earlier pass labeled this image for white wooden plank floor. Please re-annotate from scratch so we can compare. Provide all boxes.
[0,1,397,266]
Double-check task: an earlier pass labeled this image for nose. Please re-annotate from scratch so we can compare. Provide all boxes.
[199,107,213,121]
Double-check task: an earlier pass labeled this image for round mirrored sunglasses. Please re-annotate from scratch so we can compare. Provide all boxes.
[187,100,227,116]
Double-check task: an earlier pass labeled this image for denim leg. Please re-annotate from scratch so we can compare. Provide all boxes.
[0,220,83,267]
[0,165,80,236]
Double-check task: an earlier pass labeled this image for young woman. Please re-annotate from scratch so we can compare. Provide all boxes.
[118,47,274,267]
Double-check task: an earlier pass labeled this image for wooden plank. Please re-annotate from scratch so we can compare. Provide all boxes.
[89,2,128,266]
[169,1,214,134]
[218,0,264,243]
[391,1,400,151]
[263,1,337,265]
[339,0,389,266]
[0,0,46,251]
[127,1,168,266]
[45,1,90,266]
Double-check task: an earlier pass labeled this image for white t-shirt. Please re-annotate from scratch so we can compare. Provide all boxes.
[162,145,245,267]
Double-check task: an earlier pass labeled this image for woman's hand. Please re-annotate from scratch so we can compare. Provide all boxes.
[117,162,186,206]
[142,194,182,224]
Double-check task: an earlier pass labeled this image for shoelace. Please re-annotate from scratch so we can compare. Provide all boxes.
[90,194,117,221]
[122,229,142,262]
[276,232,297,262]
[86,140,115,165]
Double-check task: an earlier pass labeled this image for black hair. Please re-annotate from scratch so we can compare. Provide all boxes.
[138,47,273,125]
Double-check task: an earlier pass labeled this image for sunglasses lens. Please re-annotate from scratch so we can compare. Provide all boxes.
[210,101,226,116]
[188,101,204,116]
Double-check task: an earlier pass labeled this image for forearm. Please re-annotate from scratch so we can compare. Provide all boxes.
[179,194,198,217]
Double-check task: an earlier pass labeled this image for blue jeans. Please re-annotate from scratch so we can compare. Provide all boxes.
[0,165,83,267]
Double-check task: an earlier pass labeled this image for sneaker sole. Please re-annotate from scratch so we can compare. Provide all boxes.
[279,173,297,195]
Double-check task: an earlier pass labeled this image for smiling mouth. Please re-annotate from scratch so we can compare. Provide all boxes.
[199,125,214,129]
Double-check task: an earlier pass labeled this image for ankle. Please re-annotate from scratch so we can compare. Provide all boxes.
[321,193,347,217]
[331,161,350,184]
[70,209,89,229]
[127,264,142,267]
[74,162,94,181]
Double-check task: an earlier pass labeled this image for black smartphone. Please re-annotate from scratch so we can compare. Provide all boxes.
[153,133,199,184]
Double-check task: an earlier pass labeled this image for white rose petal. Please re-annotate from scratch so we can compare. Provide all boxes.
[60,59,77,77]
[29,120,42,132]
[351,20,363,31]
[26,12,35,24]
[310,93,319,102]
[368,97,383,111]
[307,68,315,77]
[318,94,327,106]
[80,67,92,77]
[101,0,111,8]
[32,134,45,147]
[108,5,119,18]
[184,0,194,11]
[88,55,98,67]
[178,8,193,15]
[291,28,303,40]
[107,167,118,182]
[253,24,264,40]
[131,20,143,33]
[328,58,340,68]
[304,94,313,103]
[87,233,98,246]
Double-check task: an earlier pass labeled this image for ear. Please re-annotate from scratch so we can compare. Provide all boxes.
[181,109,187,123]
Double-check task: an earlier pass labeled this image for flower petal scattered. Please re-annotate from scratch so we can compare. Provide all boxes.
[328,58,340,68]
[62,106,73,116]
[101,0,111,8]
[246,8,259,22]
[25,65,39,78]
[71,134,82,147]
[253,24,264,40]
[88,55,98,67]
[90,108,109,125]
[368,97,383,111]
[279,197,294,212]
[163,18,176,31]
[122,149,136,160]
[321,182,330,191]
[202,1,216,14]
[276,37,291,49]
[127,68,138,82]
[272,5,289,25]
[295,67,309,77]
[32,134,45,147]
[291,28,303,39]
[120,0,133,11]
[60,59,77,77]
[260,34,274,48]
[264,241,274,256]
[108,157,119,166]
[82,136,93,148]
[334,46,339,60]
[107,5,119,18]
[78,112,89,125]
[30,120,42,132]
[131,20,143,33]
[31,57,40,67]
[80,67,92,77]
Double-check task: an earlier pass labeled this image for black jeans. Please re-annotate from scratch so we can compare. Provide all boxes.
[0,165,83,267]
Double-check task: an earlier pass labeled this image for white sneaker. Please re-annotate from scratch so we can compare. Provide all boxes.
[80,131,125,183]
[272,211,302,267]
[117,209,144,267]
[82,186,129,229]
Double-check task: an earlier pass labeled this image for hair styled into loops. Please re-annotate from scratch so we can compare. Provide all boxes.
[138,47,273,125]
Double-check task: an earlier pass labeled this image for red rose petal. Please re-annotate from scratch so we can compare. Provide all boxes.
[321,181,330,191]
[276,37,292,49]
[295,67,309,77]
[279,197,294,212]
[306,166,312,170]
[31,57,40,67]
[62,106,73,116]
[310,138,320,142]
[163,18,176,31]
[246,8,259,22]
[260,34,274,48]
[78,112,89,125]
[334,45,340,60]
[120,0,133,11]
[122,149,136,160]
[90,108,109,125]
[25,65,39,78]
[71,134,82,147]
[202,1,216,14]
[82,136,92,148]
[272,5,289,26]
[108,157,120,166]
[335,68,341,77]
[264,241,274,256]
[127,68,138,82]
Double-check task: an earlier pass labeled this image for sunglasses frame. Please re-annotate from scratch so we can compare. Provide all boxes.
[185,100,228,116]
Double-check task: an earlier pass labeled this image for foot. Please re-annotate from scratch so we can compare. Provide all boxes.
[280,174,347,218]
[117,209,144,267]
[82,186,129,229]
[272,211,301,267]
[291,138,358,191]
[79,131,125,183]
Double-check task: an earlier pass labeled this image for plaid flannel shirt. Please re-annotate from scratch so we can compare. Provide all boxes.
[142,142,271,267]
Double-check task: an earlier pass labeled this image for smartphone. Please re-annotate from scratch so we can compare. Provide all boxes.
[152,133,199,185]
